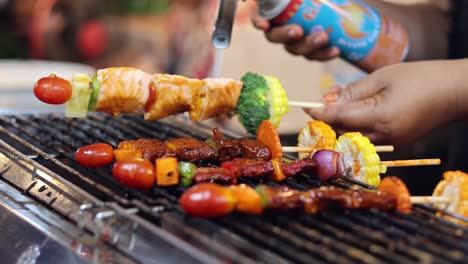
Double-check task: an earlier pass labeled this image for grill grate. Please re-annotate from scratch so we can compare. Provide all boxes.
[0,113,467,264]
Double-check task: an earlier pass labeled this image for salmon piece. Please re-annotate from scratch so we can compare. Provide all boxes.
[95,67,152,115]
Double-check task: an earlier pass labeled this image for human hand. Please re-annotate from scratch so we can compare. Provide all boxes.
[304,60,466,146]
[251,13,339,61]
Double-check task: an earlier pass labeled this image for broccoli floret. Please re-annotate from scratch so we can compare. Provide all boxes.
[237,72,271,134]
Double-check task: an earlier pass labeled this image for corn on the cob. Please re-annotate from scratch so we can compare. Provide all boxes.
[433,171,468,225]
[297,120,336,159]
[263,75,289,128]
[334,132,381,186]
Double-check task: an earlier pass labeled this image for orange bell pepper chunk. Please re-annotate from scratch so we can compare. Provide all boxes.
[257,120,282,161]
[229,184,263,215]
[114,149,143,162]
[155,157,179,186]
[270,159,286,182]
[378,177,412,213]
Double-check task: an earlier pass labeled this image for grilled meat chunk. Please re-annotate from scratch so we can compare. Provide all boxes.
[189,78,243,121]
[221,158,274,179]
[282,158,317,177]
[144,74,204,120]
[258,185,397,215]
[193,167,234,184]
[95,67,152,115]
[302,187,396,214]
[118,138,175,162]
[212,128,242,162]
[238,138,271,160]
[257,185,303,210]
[165,138,216,162]
[211,128,274,161]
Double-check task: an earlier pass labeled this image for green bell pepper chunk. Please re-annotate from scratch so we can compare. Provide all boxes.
[177,162,197,187]
[87,74,101,111]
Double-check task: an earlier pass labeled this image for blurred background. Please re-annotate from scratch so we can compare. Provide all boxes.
[0,0,339,130]
[0,0,214,76]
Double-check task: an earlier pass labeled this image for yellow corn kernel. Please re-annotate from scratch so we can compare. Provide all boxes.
[433,171,468,225]
[297,120,337,159]
[263,75,289,128]
[334,132,381,186]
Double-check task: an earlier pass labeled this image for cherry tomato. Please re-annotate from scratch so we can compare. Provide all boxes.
[75,143,115,168]
[179,183,236,218]
[112,160,155,189]
[34,74,72,104]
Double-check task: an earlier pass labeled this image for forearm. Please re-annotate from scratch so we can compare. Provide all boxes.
[363,0,450,61]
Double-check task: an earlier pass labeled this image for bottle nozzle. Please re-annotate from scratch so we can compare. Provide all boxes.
[211,0,239,49]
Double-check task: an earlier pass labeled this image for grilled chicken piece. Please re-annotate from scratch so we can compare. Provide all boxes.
[118,138,175,162]
[193,167,234,184]
[95,67,153,115]
[144,74,204,120]
[189,78,243,121]
[164,138,216,162]
[238,138,271,160]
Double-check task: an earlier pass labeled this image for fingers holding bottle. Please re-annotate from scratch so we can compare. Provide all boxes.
[251,12,271,31]
[283,31,339,61]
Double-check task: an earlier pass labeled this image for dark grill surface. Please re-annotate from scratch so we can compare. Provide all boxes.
[0,113,467,264]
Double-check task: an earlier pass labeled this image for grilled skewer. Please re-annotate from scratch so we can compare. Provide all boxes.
[283,120,394,156]
[76,121,441,189]
[33,69,328,134]
[256,120,440,186]
[179,177,458,218]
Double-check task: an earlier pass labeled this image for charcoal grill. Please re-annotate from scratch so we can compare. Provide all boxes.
[0,113,466,264]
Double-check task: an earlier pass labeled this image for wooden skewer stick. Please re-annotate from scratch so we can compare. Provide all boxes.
[375,145,395,152]
[410,196,451,204]
[288,101,324,109]
[381,159,441,167]
[282,146,315,153]
[282,145,394,153]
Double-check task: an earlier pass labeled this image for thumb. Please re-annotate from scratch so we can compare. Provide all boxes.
[335,74,384,104]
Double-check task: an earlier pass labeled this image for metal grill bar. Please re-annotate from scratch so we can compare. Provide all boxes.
[161,211,290,264]
[219,213,347,263]
[0,113,466,264]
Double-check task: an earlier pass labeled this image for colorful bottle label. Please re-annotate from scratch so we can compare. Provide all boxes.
[271,0,409,72]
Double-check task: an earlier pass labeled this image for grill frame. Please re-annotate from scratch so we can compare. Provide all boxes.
[0,113,467,264]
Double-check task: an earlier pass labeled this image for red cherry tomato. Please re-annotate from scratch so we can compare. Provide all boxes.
[179,183,236,218]
[34,74,72,104]
[112,160,155,189]
[75,143,115,168]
